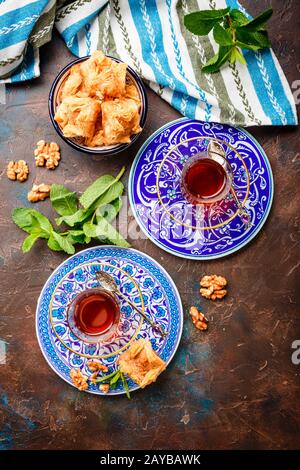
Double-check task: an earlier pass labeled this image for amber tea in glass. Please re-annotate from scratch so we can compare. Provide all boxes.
[67,288,120,342]
[181,152,233,204]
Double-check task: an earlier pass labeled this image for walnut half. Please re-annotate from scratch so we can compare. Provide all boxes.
[70,368,88,391]
[27,183,51,202]
[34,140,61,169]
[189,306,208,331]
[7,160,29,182]
[200,275,227,300]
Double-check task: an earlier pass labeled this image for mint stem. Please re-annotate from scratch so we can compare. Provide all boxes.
[94,370,119,383]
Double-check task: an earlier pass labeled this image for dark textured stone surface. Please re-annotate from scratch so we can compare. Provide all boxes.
[0,1,299,450]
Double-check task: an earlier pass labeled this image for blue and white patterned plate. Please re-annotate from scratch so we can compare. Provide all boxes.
[129,118,274,260]
[36,247,183,395]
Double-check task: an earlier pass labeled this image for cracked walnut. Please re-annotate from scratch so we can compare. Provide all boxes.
[87,360,108,373]
[27,183,51,202]
[70,368,88,391]
[34,140,60,169]
[200,275,227,300]
[7,160,29,182]
[189,306,208,331]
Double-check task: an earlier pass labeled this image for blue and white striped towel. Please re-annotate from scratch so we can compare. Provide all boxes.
[0,0,297,126]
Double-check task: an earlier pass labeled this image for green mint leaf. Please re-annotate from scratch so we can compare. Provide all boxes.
[236,41,260,51]
[82,221,96,238]
[50,232,75,255]
[79,166,125,210]
[229,47,236,64]
[12,208,41,234]
[235,48,246,65]
[230,47,246,65]
[229,8,249,26]
[236,29,270,49]
[97,196,123,224]
[239,8,273,31]
[213,23,233,46]
[58,183,124,227]
[55,183,123,228]
[201,51,220,69]
[65,230,86,244]
[65,229,91,245]
[47,232,62,251]
[12,208,33,232]
[55,206,94,227]
[82,221,98,239]
[22,233,41,253]
[250,31,271,48]
[120,372,131,399]
[109,382,118,390]
[198,7,230,19]
[13,208,55,253]
[95,370,119,383]
[30,210,53,235]
[95,181,124,207]
[50,184,78,217]
[184,15,219,36]
[13,167,128,255]
[83,217,130,248]
[80,175,115,209]
[185,7,230,23]
[12,208,52,236]
[110,371,121,386]
[202,46,232,73]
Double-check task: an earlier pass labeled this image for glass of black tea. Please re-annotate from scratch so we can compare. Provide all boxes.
[67,288,120,343]
[181,151,233,204]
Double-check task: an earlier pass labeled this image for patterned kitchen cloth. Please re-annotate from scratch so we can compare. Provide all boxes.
[0,0,297,126]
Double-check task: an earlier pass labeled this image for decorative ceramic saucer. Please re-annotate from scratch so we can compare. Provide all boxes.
[129,118,274,260]
[36,247,183,395]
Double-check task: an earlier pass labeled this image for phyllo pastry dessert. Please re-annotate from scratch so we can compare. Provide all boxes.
[55,96,101,139]
[118,339,166,388]
[54,50,142,147]
[101,98,142,145]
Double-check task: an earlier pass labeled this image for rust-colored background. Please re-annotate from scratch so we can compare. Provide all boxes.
[0,0,299,450]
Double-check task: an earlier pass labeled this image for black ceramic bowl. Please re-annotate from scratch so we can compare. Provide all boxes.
[48,55,148,155]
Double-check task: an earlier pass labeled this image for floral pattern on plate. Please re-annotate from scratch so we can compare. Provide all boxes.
[36,247,183,395]
[129,118,274,259]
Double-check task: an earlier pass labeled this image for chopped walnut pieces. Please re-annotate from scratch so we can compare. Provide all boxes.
[70,368,88,391]
[90,371,99,384]
[7,160,29,182]
[200,275,227,300]
[100,384,110,394]
[87,360,108,373]
[34,140,61,169]
[27,183,51,202]
[189,306,208,331]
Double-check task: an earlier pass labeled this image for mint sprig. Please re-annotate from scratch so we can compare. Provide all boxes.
[12,167,130,254]
[184,7,273,73]
[94,369,131,399]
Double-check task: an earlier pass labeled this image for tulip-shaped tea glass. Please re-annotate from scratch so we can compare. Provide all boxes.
[181,145,233,205]
[67,288,120,343]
